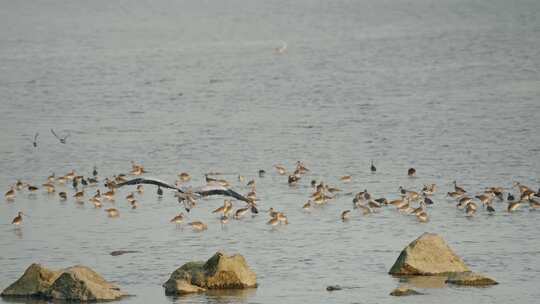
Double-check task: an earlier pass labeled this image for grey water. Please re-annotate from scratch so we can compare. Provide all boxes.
[1,0,539,303]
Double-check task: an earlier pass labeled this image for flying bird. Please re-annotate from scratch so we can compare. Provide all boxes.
[116,177,252,202]
[51,129,70,144]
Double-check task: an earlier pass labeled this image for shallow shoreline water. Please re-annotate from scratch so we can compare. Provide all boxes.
[1,0,540,303]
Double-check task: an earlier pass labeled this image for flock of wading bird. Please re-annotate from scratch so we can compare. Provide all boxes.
[4,161,540,229]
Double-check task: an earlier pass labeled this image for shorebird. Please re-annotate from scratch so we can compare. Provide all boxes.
[341,210,351,221]
[407,168,416,177]
[157,186,163,197]
[58,191,67,200]
[466,202,477,216]
[453,181,466,194]
[42,183,55,193]
[234,207,249,219]
[170,213,184,226]
[5,187,15,200]
[188,221,207,231]
[370,160,376,172]
[12,212,26,225]
[513,182,531,194]
[16,180,24,190]
[447,191,462,199]
[178,172,191,182]
[423,196,434,205]
[267,216,279,226]
[295,161,309,174]
[258,170,266,177]
[27,184,38,192]
[103,188,116,201]
[529,199,540,210]
[507,201,522,212]
[302,200,312,211]
[274,165,287,175]
[92,166,98,177]
[90,196,102,208]
[486,203,495,213]
[274,41,287,54]
[288,174,300,185]
[416,211,429,223]
[105,208,119,217]
[213,200,230,215]
[51,129,69,144]
[73,190,84,201]
[476,193,494,207]
[136,184,144,194]
[126,192,135,202]
[340,175,352,183]
[507,193,515,201]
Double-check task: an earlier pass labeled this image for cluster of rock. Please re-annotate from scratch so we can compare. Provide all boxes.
[388,232,498,296]
[0,264,125,301]
[1,252,257,302]
[1,239,498,300]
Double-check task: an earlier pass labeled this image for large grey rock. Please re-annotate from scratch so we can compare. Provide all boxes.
[1,264,126,302]
[389,233,470,275]
[1,263,60,298]
[445,272,498,286]
[164,252,257,295]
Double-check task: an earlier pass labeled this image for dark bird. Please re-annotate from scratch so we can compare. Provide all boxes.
[92,166,98,177]
[258,169,266,178]
[370,160,376,172]
[51,129,69,144]
[407,168,416,177]
[116,177,253,202]
[507,193,515,201]
[30,132,38,148]
[157,186,163,197]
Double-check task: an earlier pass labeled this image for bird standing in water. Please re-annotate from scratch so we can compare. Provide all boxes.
[370,160,376,172]
[12,212,26,225]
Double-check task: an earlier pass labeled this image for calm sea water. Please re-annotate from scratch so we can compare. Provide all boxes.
[1,0,539,303]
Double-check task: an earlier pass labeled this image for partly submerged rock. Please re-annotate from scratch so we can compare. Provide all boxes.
[389,233,470,275]
[1,263,60,298]
[445,272,498,286]
[1,264,126,302]
[164,252,257,295]
[110,250,140,256]
[390,286,423,296]
[46,265,126,301]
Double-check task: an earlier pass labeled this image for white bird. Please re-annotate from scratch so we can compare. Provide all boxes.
[274,41,287,54]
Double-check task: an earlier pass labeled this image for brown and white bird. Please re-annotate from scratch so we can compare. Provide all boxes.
[341,210,351,221]
[105,208,119,217]
[11,212,25,225]
[170,213,185,225]
[188,221,207,231]
[5,187,16,201]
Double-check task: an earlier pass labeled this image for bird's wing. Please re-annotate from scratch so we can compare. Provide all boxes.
[116,177,181,192]
[51,129,60,140]
[194,184,251,202]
